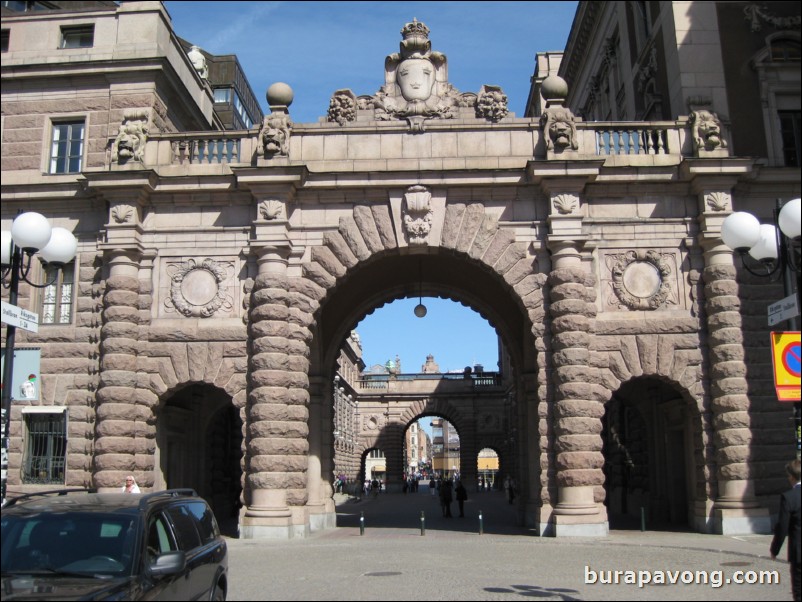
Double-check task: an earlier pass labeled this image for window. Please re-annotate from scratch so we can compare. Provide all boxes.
[770,38,801,62]
[165,506,201,549]
[147,514,178,563]
[779,110,801,167]
[60,25,94,49]
[41,260,75,324]
[213,87,232,103]
[2,1,53,12]
[22,410,67,484]
[233,91,253,128]
[1,30,9,53]
[49,121,84,174]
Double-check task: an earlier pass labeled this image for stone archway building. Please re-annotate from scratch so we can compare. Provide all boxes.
[2,4,798,539]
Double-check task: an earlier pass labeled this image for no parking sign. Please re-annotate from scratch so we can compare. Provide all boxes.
[771,332,801,402]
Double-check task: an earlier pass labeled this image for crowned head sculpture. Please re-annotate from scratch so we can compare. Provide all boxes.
[326,19,508,131]
[372,18,462,130]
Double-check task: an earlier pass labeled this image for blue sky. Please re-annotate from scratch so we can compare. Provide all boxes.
[164,1,578,124]
[163,1,578,374]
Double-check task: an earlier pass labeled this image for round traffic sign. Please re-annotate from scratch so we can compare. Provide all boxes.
[782,341,801,378]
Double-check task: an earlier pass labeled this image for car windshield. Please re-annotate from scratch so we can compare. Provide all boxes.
[1,512,138,577]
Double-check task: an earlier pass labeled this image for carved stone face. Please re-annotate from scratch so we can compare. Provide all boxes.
[115,122,144,161]
[116,128,138,159]
[695,112,722,149]
[397,58,435,101]
[549,120,573,148]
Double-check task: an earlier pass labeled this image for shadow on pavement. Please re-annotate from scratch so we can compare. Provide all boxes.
[335,488,530,536]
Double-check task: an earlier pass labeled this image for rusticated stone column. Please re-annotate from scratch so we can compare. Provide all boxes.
[306,376,335,531]
[94,249,147,491]
[702,247,770,534]
[548,241,606,536]
[696,183,771,535]
[241,246,311,539]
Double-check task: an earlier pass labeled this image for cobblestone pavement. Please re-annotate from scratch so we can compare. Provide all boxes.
[226,489,791,601]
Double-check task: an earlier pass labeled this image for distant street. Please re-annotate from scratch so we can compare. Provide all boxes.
[226,487,789,601]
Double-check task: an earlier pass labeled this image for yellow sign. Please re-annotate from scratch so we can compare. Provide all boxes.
[771,332,801,402]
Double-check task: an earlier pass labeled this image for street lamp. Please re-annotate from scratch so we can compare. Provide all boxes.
[720,198,801,456]
[1,212,77,504]
[721,198,801,309]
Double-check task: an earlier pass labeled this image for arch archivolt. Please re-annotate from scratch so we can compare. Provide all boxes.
[138,341,249,408]
[398,398,466,434]
[299,200,545,343]
[591,332,705,407]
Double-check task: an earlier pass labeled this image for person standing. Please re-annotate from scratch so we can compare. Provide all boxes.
[121,475,140,493]
[440,479,453,517]
[770,459,801,601]
[455,480,468,517]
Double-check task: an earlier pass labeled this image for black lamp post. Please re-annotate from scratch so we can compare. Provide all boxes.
[721,198,801,458]
[1,212,77,505]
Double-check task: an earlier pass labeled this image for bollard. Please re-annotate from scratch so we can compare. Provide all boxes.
[360,511,365,536]
[420,511,425,536]
[640,507,646,532]
[479,509,483,535]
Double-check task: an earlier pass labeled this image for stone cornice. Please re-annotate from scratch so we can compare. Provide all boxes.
[559,1,604,88]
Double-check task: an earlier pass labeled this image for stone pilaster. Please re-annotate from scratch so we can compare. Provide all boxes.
[702,245,771,534]
[695,180,770,535]
[241,244,311,539]
[546,241,607,536]
[307,376,335,531]
[94,248,145,491]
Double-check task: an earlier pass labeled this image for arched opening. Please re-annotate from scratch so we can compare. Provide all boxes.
[362,448,386,493]
[602,377,695,531]
[477,447,500,491]
[309,248,540,529]
[156,383,243,536]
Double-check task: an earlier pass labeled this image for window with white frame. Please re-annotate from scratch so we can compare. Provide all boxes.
[22,408,67,484]
[60,24,94,49]
[49,121,84,174]
[40,260,75,324]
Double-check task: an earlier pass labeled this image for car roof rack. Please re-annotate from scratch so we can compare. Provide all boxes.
[137,488,198,510]
[2,488,97,508]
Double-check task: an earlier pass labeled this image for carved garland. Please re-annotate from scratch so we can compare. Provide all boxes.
[608,250,673,310]
[165,258,233,318]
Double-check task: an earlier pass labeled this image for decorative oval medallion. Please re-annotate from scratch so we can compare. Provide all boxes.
[609,250,673,310]
[165,258,233,318]
[622,261,661,299]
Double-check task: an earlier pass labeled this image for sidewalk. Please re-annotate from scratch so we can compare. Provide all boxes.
[226,490,791,601]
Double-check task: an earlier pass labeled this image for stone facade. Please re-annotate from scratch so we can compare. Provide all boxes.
[1,2,799,539]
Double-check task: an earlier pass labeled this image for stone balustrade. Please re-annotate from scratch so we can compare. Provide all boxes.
[126,117,700,171]
[580,121,687,156]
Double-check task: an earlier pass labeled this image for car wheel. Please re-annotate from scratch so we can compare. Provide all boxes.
[211,582,225,601]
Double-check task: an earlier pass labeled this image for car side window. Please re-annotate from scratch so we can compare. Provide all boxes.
[147,513,177,563]
[165,505,201,550]
[185,501,218,544]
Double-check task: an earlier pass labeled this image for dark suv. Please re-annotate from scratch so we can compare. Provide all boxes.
[1,489,227,600]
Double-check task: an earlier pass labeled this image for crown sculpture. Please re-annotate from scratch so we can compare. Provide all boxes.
[327,19,508,132]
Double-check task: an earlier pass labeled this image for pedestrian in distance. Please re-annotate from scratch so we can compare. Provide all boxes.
[455,480,468,517]
[121,475,140,493]
[440,479,453,517]
[770,458,801,601]
[504,475,516,504]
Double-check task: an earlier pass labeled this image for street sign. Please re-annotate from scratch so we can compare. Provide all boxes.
[768,294,800,326]
[0,302,39,333]
[771,332,801,402]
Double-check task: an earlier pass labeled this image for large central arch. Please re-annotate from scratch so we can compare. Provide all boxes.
[305,203,544,527]
[239,201,549,537]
